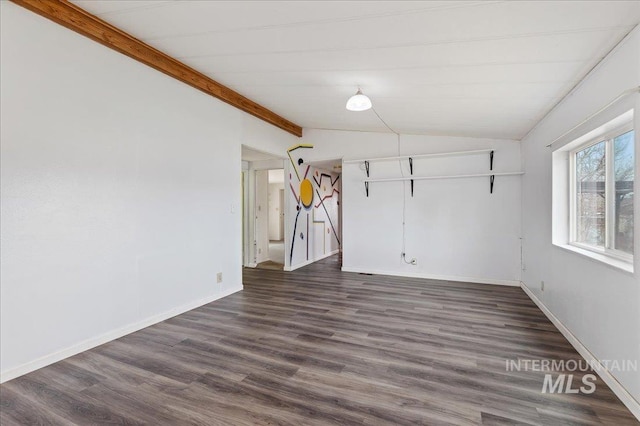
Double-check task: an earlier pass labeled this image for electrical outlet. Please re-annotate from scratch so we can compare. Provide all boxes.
[541,280,545,291]
[217,272,223,284]
[410,258,417,265]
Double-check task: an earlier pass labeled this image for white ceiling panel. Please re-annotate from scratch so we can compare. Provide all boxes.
[70,0,640,140]
[73,1,174,16]
[228,82,567,101]
[201,62,586,88]
[82,2,484,38]
[182,31,621,74]
[81,1,639,55]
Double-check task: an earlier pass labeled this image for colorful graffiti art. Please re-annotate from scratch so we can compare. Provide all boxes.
[287,144,341,264]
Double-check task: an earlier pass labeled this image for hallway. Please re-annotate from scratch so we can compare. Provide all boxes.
[256,241,285,271]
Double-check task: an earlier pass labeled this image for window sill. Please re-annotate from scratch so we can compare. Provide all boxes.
[553,243,634,274]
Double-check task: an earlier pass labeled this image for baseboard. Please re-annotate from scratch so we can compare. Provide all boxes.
[0,285,243,384]
[340,266,520,287]
[284,249,340,271]
[520,282,640,421]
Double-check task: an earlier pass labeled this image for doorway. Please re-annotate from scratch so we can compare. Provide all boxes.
[265,169,285,268]
[241,145,286,270]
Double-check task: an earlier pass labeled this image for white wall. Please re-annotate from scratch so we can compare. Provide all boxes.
[268,169,285,241]
[299,129,522,285]
[0,3,295,381]
[254,170,270,263]
[521,26,640,406]
[268,182,284,241]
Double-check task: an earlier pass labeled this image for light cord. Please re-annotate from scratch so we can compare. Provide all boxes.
[371,107,412,264]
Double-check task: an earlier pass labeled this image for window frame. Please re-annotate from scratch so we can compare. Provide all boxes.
[569,122,634,263]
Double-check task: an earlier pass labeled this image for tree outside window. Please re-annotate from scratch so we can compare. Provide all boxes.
[573,128,634,258]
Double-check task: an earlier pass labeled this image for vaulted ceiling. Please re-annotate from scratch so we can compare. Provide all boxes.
[72,1,640,140]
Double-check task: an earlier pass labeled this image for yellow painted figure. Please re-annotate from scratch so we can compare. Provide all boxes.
[300,178,313,208]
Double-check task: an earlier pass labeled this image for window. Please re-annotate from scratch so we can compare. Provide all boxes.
[570,125,634,261]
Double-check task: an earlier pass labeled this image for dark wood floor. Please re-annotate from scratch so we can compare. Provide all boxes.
[1,255,637,425]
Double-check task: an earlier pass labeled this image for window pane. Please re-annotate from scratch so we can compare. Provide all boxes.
[576,141,606,247]
[614,130,634,254]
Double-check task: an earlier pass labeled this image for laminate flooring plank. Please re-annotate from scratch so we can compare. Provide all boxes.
[1,254,637,425]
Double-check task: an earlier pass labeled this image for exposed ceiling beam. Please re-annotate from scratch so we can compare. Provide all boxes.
[9,0,303,137]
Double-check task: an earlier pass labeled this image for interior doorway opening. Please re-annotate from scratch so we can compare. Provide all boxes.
[264,169,285,268]
[309,158,342,269]
[241,145,286,271]
[285,157,343,271]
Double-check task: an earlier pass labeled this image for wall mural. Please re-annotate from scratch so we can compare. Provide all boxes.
[287,144,341,265]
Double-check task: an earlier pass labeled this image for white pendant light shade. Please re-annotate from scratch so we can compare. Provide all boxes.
[346,89,372,111]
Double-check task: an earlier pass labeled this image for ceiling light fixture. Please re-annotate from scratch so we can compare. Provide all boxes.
[346,89,372,111]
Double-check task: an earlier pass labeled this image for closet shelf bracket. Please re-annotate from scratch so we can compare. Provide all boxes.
[409,157,414,197]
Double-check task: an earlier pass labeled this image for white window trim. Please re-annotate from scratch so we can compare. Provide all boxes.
[554,243,634,275]
[568,122,634,264]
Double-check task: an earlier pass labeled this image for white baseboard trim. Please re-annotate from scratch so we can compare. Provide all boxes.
[284,249,340,271]
[340,266,520,287]
[0,285,243,384]
[520,282,640,421]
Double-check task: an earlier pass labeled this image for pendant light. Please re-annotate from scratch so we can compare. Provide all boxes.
[346,89,372,111]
